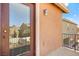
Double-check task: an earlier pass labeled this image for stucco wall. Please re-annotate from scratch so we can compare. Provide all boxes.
[39,3,62,55]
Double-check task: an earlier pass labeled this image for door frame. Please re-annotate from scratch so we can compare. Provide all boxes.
[0,3,1,56]
[0,3,36,56]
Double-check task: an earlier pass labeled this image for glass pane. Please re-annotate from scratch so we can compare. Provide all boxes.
[9,3,31,56]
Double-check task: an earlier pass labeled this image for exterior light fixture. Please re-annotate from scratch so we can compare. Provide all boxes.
[70,38,73,41]
[77,40,79,43]
[44,9,48,16]
[3,29,7,33]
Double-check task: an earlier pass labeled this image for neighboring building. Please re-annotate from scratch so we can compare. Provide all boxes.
[62,18,77,34]
[62,18,77,48]
[10,25,19,38]
[77,27,79,34]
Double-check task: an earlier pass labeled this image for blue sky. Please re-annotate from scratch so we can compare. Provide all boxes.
[9,4,30,27]
[63,3,79,25]
[10,3,79,26]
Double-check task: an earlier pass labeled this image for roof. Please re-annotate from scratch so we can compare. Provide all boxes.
[63,18,77,25]
[54,3,69,13]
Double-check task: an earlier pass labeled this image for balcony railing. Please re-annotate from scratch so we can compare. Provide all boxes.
[63,33,79,51]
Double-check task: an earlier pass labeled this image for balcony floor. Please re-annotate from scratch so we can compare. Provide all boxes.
[47,47,79,56]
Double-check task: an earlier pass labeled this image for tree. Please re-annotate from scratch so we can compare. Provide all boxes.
[19,23,30,37]
[13,30,17,38]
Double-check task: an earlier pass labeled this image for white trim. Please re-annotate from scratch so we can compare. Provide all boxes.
[35,3,40,56]
[54,3,69,13]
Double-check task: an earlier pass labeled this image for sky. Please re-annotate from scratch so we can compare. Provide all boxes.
[63,3,79,26]
[9,4,30,27]
[9,3,79,27]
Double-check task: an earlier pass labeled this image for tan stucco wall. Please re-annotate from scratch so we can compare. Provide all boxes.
[39,3,62,55]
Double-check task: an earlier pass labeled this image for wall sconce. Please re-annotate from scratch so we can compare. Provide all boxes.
[44,9,48,16]
[77,40,79,43]
[70,38,73,41]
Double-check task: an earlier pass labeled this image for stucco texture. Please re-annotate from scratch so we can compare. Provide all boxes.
[39,3,62,56]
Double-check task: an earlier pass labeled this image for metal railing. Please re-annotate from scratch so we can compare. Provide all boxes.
[63,33,79,51]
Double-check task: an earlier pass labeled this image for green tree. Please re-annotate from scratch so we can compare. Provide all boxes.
[19,23,30,37]
[13,31,17,38]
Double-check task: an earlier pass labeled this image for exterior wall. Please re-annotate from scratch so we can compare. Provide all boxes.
[62,19,77,34]
[62,19,77,47]
[77,27,79,34]
[39,3,62,55]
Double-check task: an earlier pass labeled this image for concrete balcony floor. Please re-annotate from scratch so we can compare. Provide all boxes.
[47,47,79,56]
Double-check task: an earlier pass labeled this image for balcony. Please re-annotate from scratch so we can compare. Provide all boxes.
[47,34,79,56]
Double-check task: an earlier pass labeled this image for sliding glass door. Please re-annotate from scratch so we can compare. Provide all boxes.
[0,3,35,56]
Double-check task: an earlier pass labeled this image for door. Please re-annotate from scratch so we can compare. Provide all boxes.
[0,3,35,56]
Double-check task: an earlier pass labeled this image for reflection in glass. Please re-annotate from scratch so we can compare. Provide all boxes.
[9,4,30,55]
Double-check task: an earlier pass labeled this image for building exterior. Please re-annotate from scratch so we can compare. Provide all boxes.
[62,18,77,34]
[77,27,79,34]
[10,25,19,38]
[0,3,69,56]
[39,3,69,55]
[62,18,77,48]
